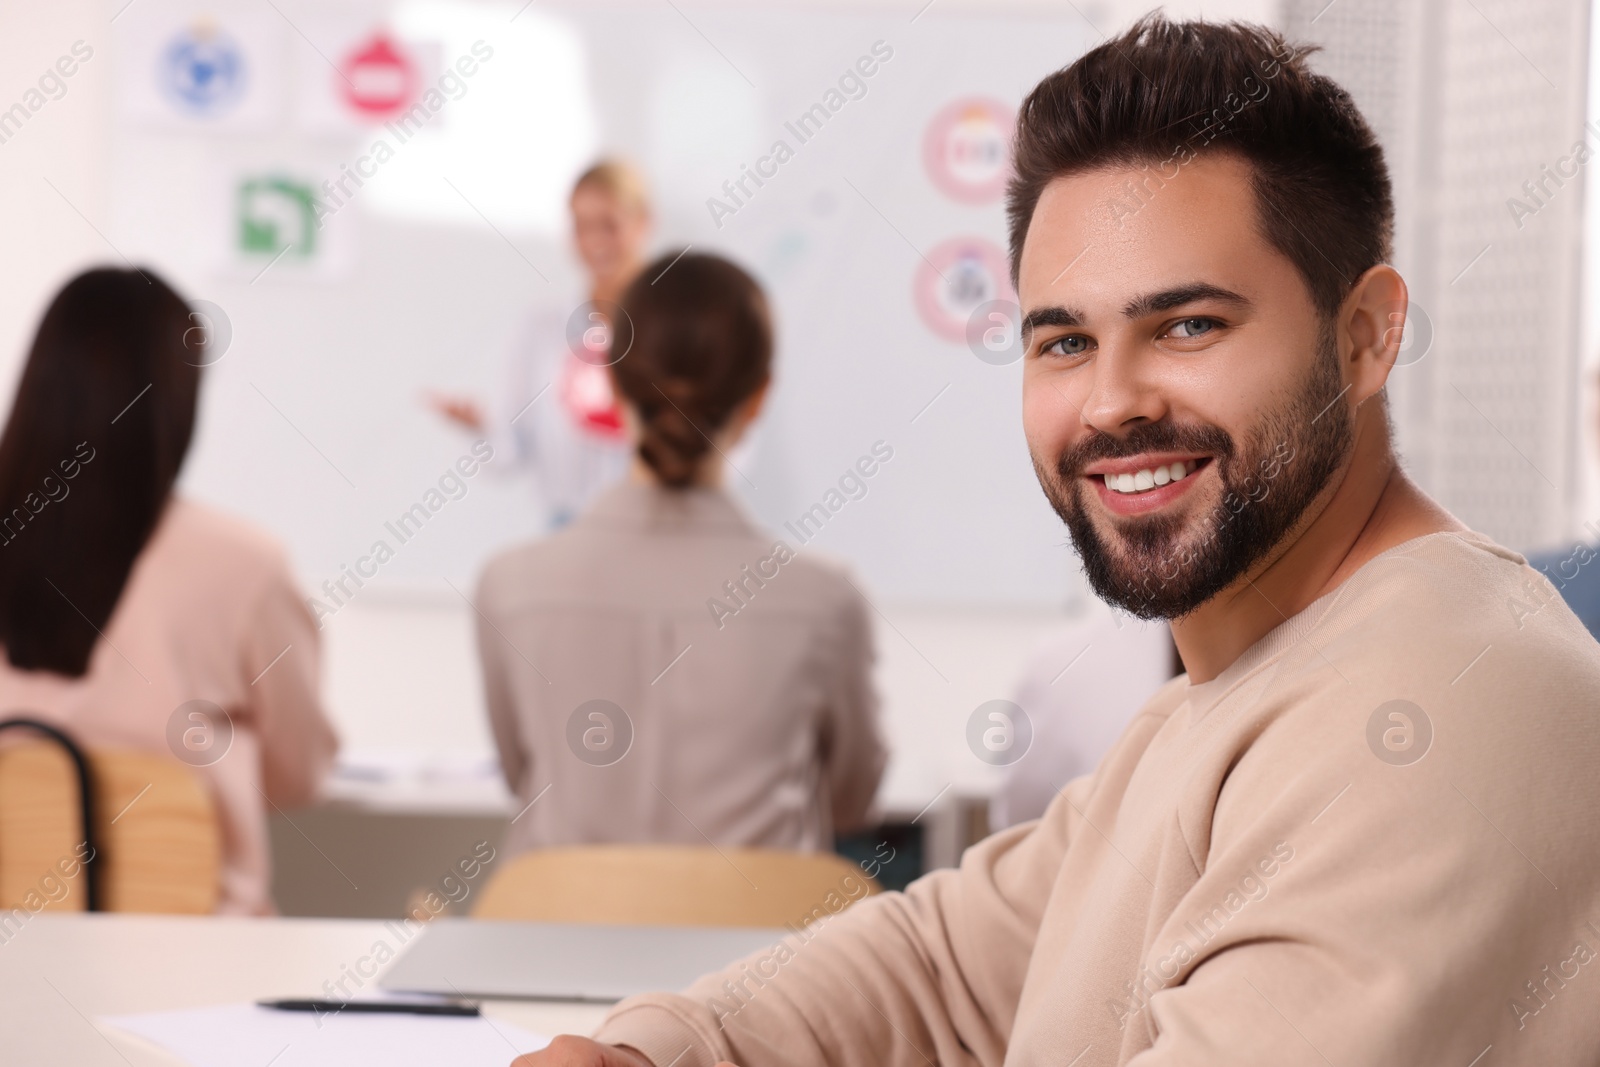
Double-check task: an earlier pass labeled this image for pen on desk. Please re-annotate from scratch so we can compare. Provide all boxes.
[257,998,481,1016]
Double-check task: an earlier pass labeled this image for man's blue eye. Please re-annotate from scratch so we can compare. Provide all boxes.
[1171,318,1216,338]
[1048,335,1089,355]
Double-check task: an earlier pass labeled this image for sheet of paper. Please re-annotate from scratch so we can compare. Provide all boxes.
[101,1003,549,1067]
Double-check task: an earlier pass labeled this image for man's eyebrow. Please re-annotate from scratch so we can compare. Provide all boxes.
[1121,283,1252,320]
[1021,305,1084,342]
[1020,283,1252,343]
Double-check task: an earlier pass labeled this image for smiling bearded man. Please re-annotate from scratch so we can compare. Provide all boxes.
[1039,316,1352,620]
[512,16,1600,1067]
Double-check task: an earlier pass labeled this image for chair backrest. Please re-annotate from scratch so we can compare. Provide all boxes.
[0,739,220,914]
[471,845,879,927]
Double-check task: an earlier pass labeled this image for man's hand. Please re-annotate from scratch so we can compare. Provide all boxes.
[510,1036,740,1067]
[511,1035,656,1067]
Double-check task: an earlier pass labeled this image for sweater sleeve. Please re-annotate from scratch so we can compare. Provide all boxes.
[818,578,887,836]
[590,772,1091,1067]
[242,565,336,808]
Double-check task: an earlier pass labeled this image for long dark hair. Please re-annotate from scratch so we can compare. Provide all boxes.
[0,268,202,675]
[609,252,771,488]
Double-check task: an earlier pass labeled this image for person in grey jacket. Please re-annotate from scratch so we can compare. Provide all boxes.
[474,251,887,858]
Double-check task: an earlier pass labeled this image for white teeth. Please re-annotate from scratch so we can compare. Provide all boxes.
[1103,460,1198,494]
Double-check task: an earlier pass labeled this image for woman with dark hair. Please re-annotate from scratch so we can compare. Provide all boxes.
[0,267,335,914]
[474,251,886,858]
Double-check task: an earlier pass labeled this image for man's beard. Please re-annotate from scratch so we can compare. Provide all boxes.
[1035,330,1355,620]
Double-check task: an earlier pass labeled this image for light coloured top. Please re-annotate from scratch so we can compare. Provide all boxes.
[487,295,632,527]
[0,497,335,915]
[475,481,886,856]
[595,530,1600,1066]
[993,610,1175,828]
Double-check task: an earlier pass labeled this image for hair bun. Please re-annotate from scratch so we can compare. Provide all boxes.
[639,379,710,488]
[610,252,772,490]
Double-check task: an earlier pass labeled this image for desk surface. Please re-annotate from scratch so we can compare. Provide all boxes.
[0,914,608,1065]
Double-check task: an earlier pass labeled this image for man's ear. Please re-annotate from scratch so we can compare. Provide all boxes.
[1337,264,1409,405]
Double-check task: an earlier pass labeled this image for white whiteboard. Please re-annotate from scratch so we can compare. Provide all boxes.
[108,0,1095,608]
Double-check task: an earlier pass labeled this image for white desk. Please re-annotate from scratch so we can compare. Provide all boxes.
[0,914,609,1065]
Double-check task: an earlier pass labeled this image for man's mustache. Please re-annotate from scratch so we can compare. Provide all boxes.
[1055,422,1236,480]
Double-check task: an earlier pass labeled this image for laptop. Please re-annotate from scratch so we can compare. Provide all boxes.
[377,919,787,1002]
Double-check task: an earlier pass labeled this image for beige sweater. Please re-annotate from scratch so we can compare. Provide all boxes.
[476,482,886,857]
[594,531,1600,1065]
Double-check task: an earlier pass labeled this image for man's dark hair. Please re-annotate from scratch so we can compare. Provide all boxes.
[1006,15,1393,320]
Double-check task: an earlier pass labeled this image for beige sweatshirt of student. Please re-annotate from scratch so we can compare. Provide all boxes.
[594,530,1600,1066]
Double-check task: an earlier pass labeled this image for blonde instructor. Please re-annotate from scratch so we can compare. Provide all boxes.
[429,160,653,529]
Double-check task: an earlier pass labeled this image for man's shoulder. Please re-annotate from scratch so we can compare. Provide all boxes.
[1318,530,1597,662]
[1227,530,1600,798]
[1195,531,1600,912]
[1525,540,1600,634]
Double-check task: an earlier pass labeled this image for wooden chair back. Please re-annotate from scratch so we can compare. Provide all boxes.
[472,844,878,927]
[0,725,220,914]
